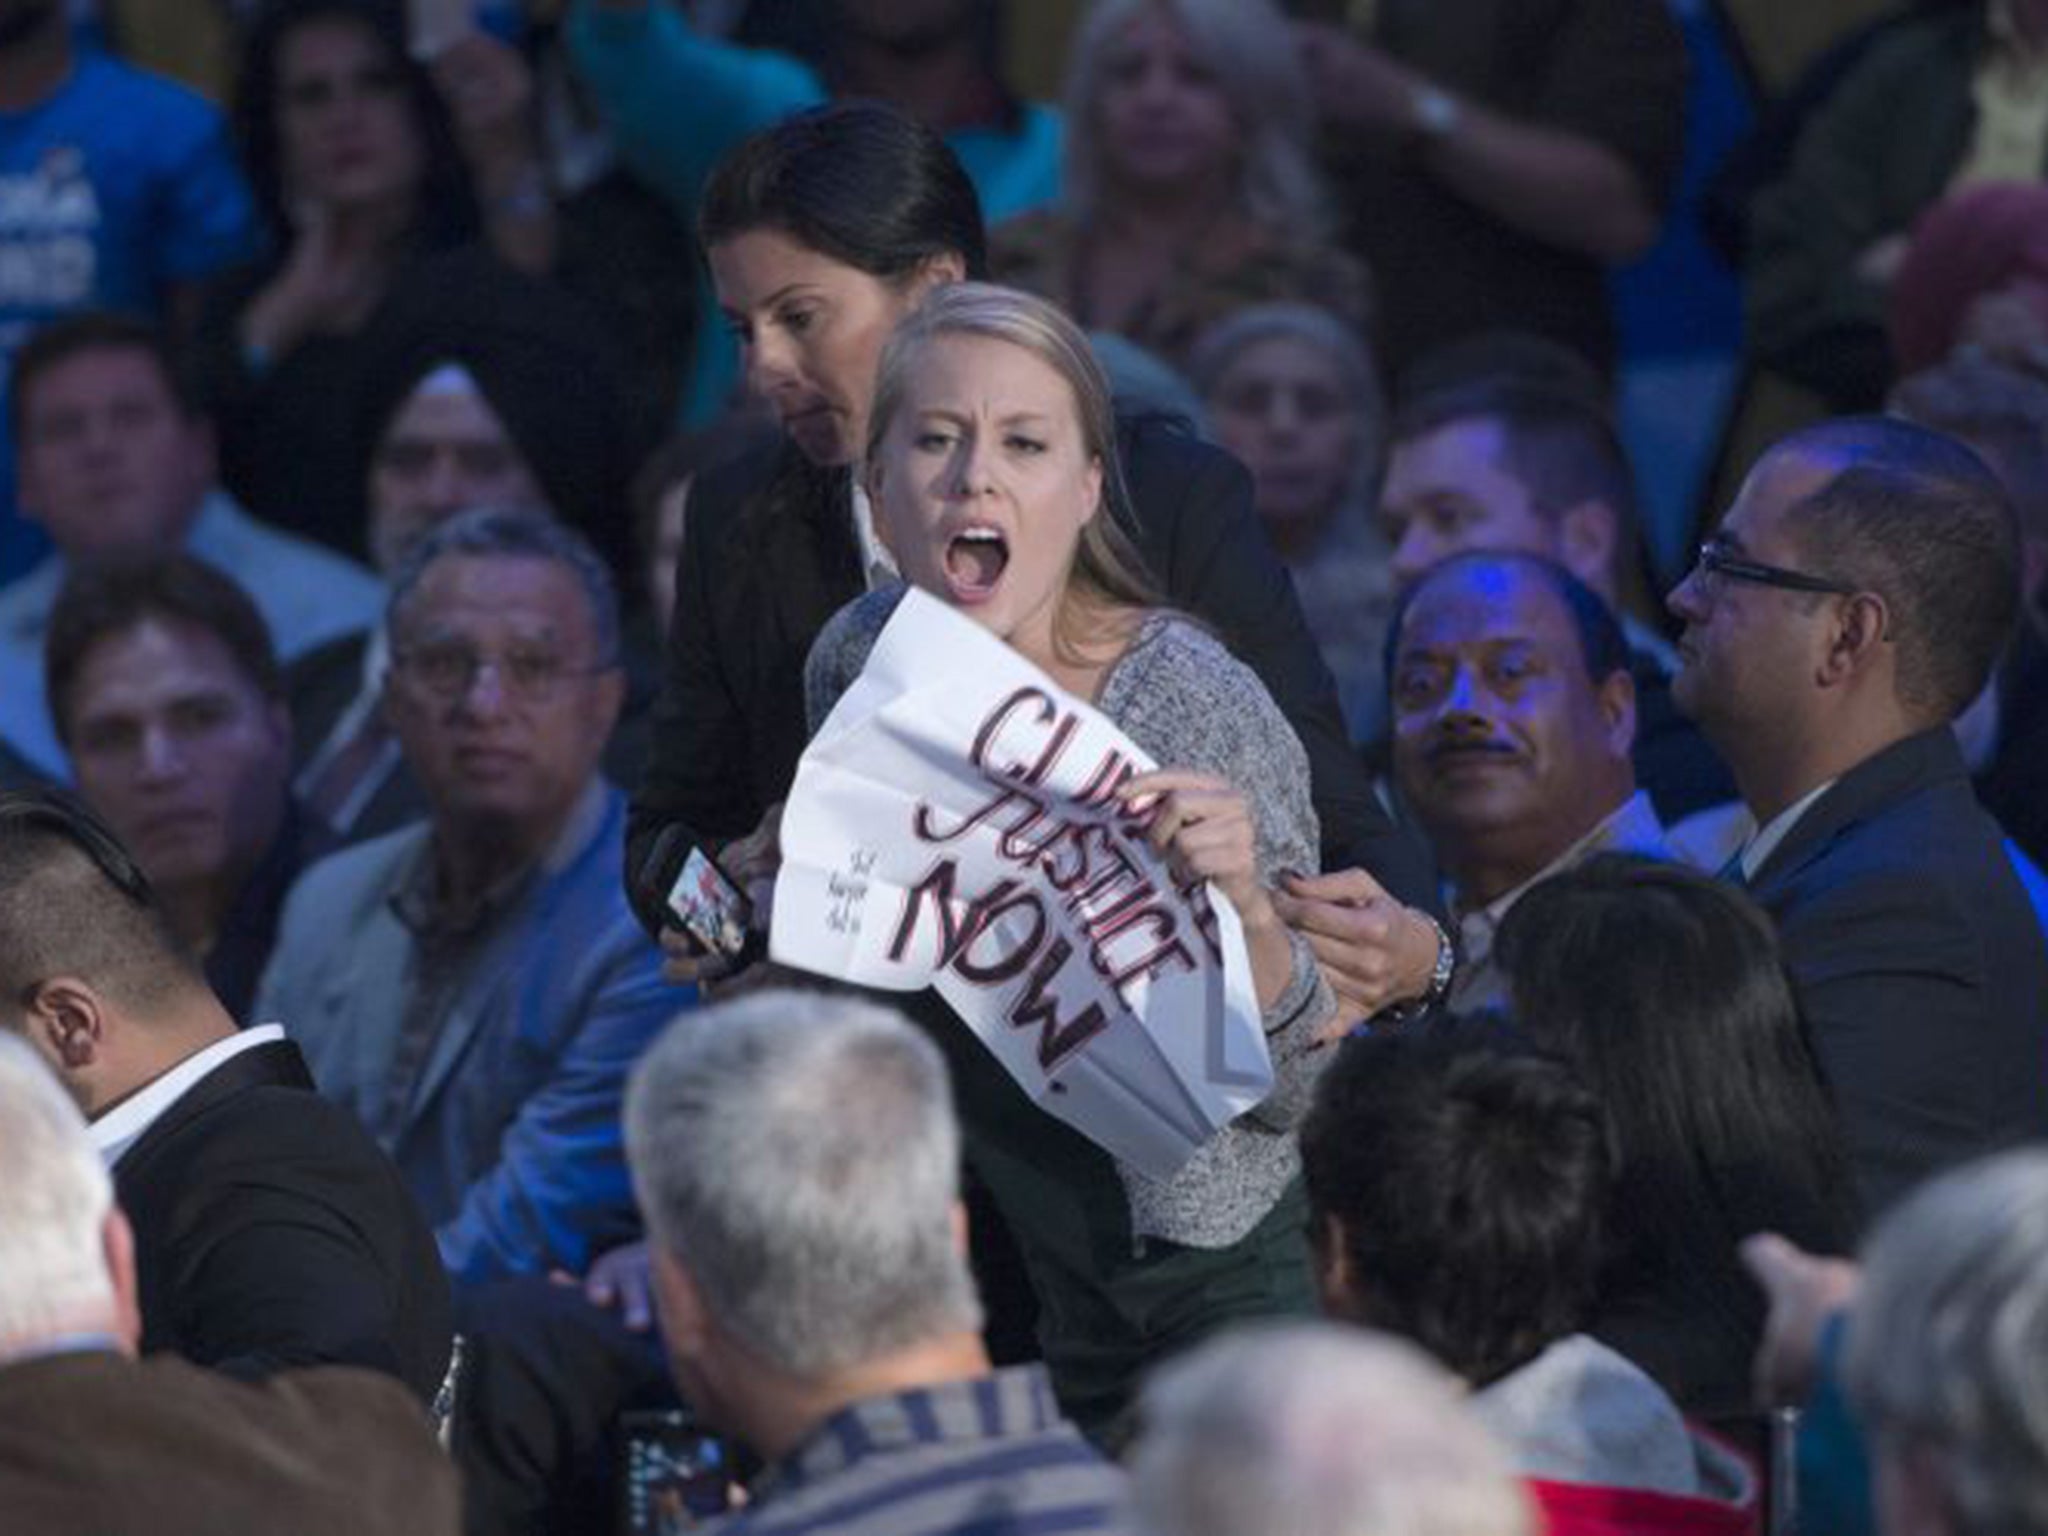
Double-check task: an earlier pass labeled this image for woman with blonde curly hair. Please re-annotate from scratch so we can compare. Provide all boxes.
[991,0,1370,369]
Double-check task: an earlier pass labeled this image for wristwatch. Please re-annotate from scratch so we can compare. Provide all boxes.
[1414,912,1456,1007]
[1375,912,1455,1027]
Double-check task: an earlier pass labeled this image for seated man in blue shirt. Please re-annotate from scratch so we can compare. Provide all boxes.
[0,0,256,580]
[624,990,1129,1535]
[0,312,381,776]
[258,505,672,1287]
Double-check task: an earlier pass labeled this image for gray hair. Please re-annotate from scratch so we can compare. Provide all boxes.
[1132,1322,1538,1536]
[0,1033,116,1348]
[1845,1148,2048,1536]
[1187,301,1389,509]
[384,504,621,663]
[624,991,982,1378]
[1063,0,1332,237]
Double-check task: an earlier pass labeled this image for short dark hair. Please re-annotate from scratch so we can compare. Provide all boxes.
[1396,330,1610,415]
[10,311,198,445]
[700,101,988,283]
[1300,1023,1613,1387]
[386,504,621,664]
[1392,379,1639,535]
[1776,416,2021,719]
[1385,549,1632,687]
[1890,356,2048,542]
[1496,856,1855,1339]
[0,790,201,1013]
[44,555,281,749]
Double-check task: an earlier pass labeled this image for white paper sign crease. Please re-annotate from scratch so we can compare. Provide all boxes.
[771,590,1273,1179]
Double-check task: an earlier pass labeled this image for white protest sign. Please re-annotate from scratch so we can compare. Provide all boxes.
[771,589,1273,1180]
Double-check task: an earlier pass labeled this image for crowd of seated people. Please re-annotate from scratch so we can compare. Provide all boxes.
[3,5,2048,1536]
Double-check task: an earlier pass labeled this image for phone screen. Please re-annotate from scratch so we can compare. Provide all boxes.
[665,846,752,959]
[617,1412,731,1535]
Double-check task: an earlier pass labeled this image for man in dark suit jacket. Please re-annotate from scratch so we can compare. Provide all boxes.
[0,1029,460,1536]
[0,788,452,1401]
[1668,416,2048,1217]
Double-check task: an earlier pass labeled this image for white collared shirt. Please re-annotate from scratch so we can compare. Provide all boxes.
[1450,790,1669,1012]
[89,1024,287,1169]
[1738,779,1839,884]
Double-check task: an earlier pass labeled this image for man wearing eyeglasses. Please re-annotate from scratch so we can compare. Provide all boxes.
[257,506,675,1286]
[1668,416,2048,1218]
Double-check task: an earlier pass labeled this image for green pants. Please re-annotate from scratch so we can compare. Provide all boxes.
[925,995,1317,1446]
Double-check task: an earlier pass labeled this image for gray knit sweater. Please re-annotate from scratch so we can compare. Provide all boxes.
[804,584,1335,1248]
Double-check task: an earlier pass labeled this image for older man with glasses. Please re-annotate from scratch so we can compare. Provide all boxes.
[1667,417,2048,1219]
[256,506,676,1288]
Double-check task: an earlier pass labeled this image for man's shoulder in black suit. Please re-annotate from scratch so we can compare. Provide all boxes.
[115,1038,453,1402]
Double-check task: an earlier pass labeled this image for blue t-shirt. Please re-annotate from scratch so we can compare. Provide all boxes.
[0,50,257,579]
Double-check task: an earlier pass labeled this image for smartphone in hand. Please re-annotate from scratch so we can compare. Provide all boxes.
[631,824,762,967]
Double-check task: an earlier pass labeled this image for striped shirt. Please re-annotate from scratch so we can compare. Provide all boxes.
[708,1366,1131,1536]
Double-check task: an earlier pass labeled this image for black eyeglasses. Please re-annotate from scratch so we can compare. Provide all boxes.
[392,642,616,704]
[1691,541,1859,597]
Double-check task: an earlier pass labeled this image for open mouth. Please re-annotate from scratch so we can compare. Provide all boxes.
[942,527,1010,604]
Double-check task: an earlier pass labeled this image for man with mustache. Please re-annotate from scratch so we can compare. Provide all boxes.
[1389,551,1664,1011]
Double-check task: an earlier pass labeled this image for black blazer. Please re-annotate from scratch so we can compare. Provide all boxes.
[115,1037,454,1403]
[1749,727,2048,1217]
[629,416,1435,907]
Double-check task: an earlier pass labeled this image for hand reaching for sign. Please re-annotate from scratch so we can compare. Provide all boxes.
[1122,769,1290,1008]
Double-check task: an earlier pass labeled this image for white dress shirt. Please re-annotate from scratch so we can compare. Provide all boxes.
[89,1024,287,1169]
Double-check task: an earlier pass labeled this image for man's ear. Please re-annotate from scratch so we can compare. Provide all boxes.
[591,665,628,740]
[264,697,293,761]
[648,1242,709,1355]
[192,416,221,485]
[25,977,107,1073]
[1818,591,1891,689]
[1596,666,1638,758]
[949,1198,972,1260]
[101,1206,141,1356]
[1557,500,1619,595]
